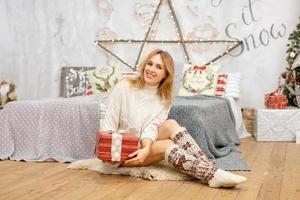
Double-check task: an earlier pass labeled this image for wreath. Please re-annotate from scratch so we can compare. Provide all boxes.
[182,65,215,93]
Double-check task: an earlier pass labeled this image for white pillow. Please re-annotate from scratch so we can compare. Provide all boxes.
[224,73,241,99]
[86,65,123,95]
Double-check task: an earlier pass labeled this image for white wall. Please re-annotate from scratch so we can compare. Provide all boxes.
[0,0,299,108]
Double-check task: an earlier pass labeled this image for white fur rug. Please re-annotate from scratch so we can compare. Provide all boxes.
[68,159,195,181]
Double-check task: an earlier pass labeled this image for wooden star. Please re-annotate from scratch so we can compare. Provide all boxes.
[95,0,243,71]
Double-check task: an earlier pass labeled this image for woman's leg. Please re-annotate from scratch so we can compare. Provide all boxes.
[141,118,208,166]
[159,119,208,160]
[165,144,216,181]
[142,120,216,181]
[158,119,247,188]
[142,139,174,166]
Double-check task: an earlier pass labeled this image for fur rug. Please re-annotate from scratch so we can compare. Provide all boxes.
[68,159,195,181]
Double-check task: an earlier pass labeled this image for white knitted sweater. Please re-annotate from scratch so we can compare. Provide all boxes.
[102,80,170,141]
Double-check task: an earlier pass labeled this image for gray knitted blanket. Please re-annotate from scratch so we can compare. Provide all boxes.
[168,95,250,171]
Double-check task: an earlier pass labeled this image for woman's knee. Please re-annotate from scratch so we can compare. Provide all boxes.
[159,119,181,133]
[164,119,180,127]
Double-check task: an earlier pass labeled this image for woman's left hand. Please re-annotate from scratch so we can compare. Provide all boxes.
[123,147,150,167]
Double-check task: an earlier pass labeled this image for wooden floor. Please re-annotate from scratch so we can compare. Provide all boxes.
[0,137,299,200]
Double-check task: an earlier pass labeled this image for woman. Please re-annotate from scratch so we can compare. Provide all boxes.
[102,49,247,188]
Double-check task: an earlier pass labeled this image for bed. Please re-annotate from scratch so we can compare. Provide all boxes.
[0,67,250,170]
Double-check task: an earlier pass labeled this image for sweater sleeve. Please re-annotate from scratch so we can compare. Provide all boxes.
[140,105,171,142]
[101,81,124,132]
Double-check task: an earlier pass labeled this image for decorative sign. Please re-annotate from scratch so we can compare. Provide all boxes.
[60,67,95,97]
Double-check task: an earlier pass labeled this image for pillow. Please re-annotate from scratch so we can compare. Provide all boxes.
[224,73,241,99]
[178,64,221,96]
[215,74,228,96]
[86,65,123,95]
[60,66,95,97]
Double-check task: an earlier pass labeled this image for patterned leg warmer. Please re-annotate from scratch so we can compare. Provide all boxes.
[170,127,209,161]
[165,145,217,181]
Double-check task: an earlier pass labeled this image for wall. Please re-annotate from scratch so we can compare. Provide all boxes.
[0,0,299,108]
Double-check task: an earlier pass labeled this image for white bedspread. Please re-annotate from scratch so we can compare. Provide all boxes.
[0,95,101,162]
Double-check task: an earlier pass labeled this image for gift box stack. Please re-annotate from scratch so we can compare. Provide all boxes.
[95,131,139,161]
[264,87,287,109]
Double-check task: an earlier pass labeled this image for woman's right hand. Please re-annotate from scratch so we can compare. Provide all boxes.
[123,147,150,167]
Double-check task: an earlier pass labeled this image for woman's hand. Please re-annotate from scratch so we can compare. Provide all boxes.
[123,147,150,167]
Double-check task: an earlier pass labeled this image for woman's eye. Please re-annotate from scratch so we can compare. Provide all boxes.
[157,65,162,69]
[148,62,152,66]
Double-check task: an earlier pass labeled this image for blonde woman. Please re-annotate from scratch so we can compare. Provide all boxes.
[102,49,247,188]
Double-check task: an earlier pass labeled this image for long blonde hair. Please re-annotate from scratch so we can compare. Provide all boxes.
[128,49,175,107]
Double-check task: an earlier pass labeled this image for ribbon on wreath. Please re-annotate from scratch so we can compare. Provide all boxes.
[192,65,207,75]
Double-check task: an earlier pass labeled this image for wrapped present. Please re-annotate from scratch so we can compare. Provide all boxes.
[255,108,300,141]
[265,88,287,109]
[95,131,139,161]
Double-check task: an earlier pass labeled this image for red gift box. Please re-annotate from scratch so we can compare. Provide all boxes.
[95,131,139,161]
[265,88,287,109]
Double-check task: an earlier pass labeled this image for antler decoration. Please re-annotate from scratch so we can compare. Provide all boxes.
[93,66,118,92]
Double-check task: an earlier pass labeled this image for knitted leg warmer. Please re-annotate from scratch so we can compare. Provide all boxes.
[170,127,208,161]
[165,145,216,181]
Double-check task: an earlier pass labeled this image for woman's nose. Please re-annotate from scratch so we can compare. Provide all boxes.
[148,65,155,71]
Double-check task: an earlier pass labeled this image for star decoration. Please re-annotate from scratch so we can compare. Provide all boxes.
[95,0,243,71]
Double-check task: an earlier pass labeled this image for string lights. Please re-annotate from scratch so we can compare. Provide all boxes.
[95,0,243,71]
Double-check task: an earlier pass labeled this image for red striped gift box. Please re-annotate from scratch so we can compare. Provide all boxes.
[265,88,287,109]
[95,131,139,161]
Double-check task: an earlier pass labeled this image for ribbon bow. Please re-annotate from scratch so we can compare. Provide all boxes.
[193,65,207,75]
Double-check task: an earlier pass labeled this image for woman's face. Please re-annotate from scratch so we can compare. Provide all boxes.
[143,54,167,86]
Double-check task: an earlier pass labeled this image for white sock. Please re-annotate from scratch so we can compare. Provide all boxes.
[208,169,247,188]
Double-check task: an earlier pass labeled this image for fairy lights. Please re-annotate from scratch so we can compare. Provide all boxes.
[95,0,243,71]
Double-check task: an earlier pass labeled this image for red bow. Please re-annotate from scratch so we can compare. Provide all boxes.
[193,65,207,74]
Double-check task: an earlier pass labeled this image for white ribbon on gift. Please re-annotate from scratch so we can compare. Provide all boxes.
[111,132,122,161]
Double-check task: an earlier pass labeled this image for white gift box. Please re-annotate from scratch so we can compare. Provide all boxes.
[255,108,300,142]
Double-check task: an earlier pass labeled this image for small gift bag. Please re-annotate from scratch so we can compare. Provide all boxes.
[265,88,288,109]
[95,131,139,161]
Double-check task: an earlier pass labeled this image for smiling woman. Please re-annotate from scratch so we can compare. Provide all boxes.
[128,49,175,107]
[144,54,166,86]
[99,49,247,188]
